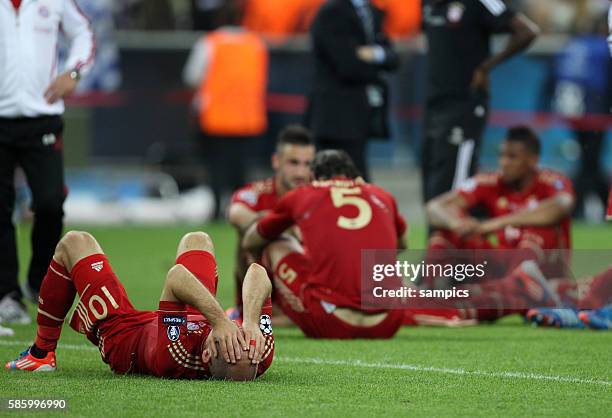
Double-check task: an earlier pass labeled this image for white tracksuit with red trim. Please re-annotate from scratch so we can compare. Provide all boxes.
[0,0,95,117]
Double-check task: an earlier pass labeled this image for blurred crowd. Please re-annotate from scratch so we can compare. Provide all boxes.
[104,0,610,37]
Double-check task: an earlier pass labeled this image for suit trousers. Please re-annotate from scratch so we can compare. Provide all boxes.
[0,115,65,299]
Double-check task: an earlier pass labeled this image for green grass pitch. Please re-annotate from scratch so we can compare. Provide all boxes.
[0,223,610,417]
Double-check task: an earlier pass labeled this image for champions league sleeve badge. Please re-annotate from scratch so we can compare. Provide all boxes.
[259,315,273,335]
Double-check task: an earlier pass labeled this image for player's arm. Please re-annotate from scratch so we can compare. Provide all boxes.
[426,191,480,237]
[160,265,246,364]
[228,203,261,233]
[479,193,575,233]
[472,13,540,91]
[243,197,296,252]
[241,263,273,364]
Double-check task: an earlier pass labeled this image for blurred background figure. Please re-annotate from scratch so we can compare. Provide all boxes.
[307,0,399,180]
[70,0,121,93]
[0,0,94,323]
[242,0,325,39]
[191,0,226,30]
[183,1,269,219]
[421,0,539,218]
[545,10,611,221]
[371,0,422,38]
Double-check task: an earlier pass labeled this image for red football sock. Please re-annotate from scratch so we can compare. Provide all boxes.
[175,250,219,314]
[35,259,76,352]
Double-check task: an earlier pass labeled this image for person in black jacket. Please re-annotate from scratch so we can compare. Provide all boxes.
[307,0,399,180]
[422,0,539,209]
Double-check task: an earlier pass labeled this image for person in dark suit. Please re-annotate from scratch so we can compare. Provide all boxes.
[307,0,399,180]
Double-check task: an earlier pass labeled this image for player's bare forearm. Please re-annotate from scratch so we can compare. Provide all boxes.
[242,223,270,252]
[426,192,466,230]
[479,14,540,73]
[161,265,227,326]
[483,194,574,231]
[228,203,260,233]
[241,263,272,362]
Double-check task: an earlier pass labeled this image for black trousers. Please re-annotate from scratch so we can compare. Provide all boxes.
[0,116,65,299]
[573,129,610,218]
[422,92,489,204]
[316,137,369,181]
[199,134,252,219]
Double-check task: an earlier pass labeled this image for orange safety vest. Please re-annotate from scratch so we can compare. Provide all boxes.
[242,0,304,36]
[198,30,268,137]
[371,0,422,38]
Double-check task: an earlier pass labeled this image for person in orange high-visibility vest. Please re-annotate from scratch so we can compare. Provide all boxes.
[370,0,422,38]
[184,5,268,219]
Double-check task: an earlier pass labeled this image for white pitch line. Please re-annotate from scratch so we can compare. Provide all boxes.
[275,356,612,387]
[1,339,610,386]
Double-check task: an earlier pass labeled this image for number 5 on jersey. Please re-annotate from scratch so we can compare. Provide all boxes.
[330,187,372,230]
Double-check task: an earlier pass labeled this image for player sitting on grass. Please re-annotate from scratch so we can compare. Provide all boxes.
[425,126,576,322]
[6,231,274,380]
[528,188,612,330]
[227,125,315,324]
[243,150,408,338]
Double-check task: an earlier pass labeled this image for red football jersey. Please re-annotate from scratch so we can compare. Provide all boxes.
[231,177,279,212]
[458,169,574,249]
[257,177,407,309]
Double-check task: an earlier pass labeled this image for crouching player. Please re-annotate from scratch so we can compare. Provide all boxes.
[6,231,274,381]
[243,150,407,339]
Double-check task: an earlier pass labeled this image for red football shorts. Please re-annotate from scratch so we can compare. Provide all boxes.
[68,254,155,374]
[272,252,402,339]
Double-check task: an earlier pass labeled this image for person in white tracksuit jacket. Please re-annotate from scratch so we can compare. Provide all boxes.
[0,0,94,325]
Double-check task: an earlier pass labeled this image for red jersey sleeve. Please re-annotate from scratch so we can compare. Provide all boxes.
[256,192,296,240]
[540,171,575,199]
[456,174,497,209]
[231,185,260,211]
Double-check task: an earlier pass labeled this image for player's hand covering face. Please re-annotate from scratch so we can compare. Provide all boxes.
[242,323,266,364]
[204,319,247,364]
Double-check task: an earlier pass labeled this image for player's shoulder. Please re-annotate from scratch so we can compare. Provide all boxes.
[232,177,276,206]
[466,172,500,187]
[536,169,573,191]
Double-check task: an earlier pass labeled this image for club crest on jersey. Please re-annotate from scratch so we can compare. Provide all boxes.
[39,5,50,18]
[167,325,181,342]
[259,315,273,335]
[187,322,200,331]
[447,2,465,23]
[91,261,104,272]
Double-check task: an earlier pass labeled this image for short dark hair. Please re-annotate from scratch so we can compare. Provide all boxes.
[276,124,314,149]
[312,150,360,180]
[505,126,541,155]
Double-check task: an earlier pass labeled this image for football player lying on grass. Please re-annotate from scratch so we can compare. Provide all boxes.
[6,231,275,380]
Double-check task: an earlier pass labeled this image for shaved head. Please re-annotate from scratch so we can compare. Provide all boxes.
[209,351,257,381]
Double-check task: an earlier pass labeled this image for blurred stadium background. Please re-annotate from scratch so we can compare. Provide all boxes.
[28,0,611,229]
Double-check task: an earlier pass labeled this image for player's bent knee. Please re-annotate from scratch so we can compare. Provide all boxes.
[58,231,103,270]
[178,231,214,256]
